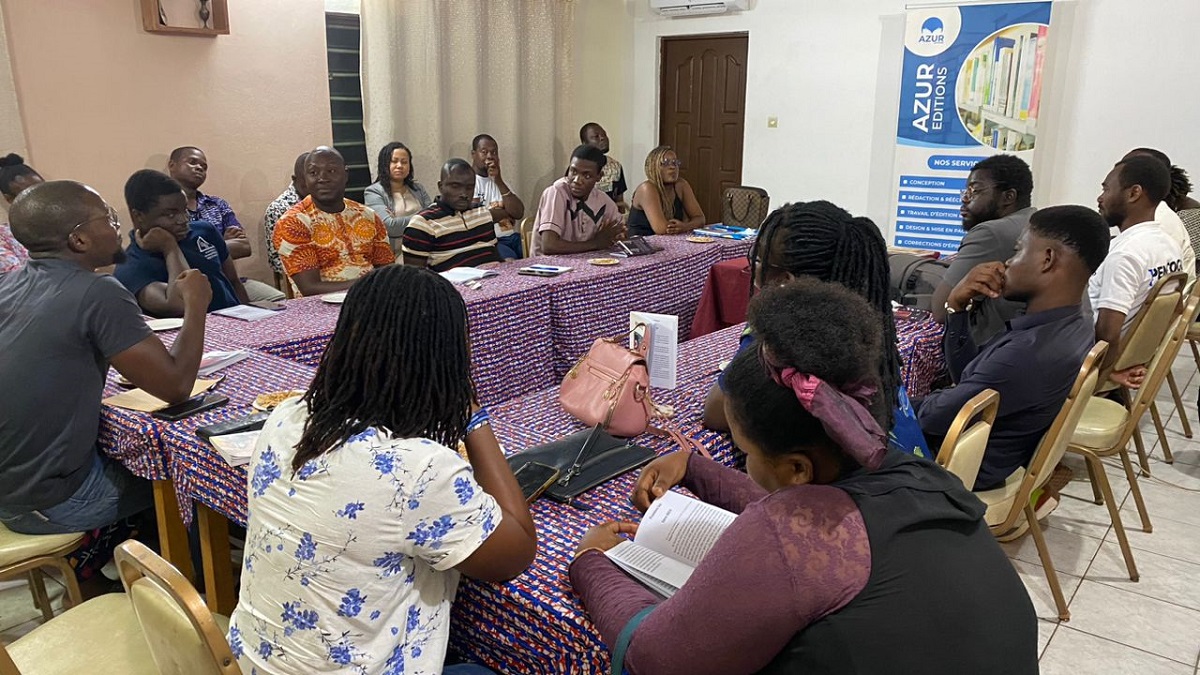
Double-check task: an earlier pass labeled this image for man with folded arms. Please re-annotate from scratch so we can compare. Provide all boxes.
[532,144,625,256]
[918,206,1109,492]
[168,145,284,302]
[115,170,248,317]
[273,147,394,296]
[403,159,501,271]
[0,181,210,535]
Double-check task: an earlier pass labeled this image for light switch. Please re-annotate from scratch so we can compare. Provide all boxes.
[767,116,778,128]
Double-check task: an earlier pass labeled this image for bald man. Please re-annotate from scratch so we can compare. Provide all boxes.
[402,158,502,271]
[262,151,310,276]
[0,181,211,535]
[272,146,393,296]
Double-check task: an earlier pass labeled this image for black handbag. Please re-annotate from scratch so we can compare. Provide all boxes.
[506,426,656,502]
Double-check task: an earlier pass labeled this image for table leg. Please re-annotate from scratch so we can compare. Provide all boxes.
[152,480,195,583]
[197,504,236,615]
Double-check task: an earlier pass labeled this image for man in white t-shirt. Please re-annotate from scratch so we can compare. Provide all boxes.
[1090,154,1184,384]
[470,134,525,259]
[1124,147,1195,279]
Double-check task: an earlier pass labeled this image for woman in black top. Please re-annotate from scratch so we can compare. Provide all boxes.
[627,145,706,236]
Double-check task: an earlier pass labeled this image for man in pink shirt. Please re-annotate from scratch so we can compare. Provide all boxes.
[531,145,625,256]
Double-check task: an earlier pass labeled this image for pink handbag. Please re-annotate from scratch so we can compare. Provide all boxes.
[560,327,711,458]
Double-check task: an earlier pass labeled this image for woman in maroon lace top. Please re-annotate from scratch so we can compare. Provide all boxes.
[570,279,1038,674]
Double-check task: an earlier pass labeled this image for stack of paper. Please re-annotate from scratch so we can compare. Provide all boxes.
[198,350,250,377]
[439,267,500,285]
[630,312,679,389]
[212,305,281,322]
[102,379,220,412]
[209,430,260,467]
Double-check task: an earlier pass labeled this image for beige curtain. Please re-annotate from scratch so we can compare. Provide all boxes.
[361,0,576,209]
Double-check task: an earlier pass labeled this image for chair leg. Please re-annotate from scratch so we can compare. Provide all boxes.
[27,570,54,623]
[51,558,82,610]
[1083,455,1103,505]
[1025,503,1070,622]
[1119,446,1153,533]
[1083,452,1139,581]
[1167,371,1192,439]
[1149,401,1175,464]
[1131,425,1152,476]
[1190,338,1200,372]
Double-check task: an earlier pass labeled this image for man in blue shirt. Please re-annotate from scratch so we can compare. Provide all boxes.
[115,169,248,317]
[918,205,1111,490]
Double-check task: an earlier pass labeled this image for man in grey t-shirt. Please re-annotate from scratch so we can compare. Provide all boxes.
[932,155,1036,347]
[0,181,211,535]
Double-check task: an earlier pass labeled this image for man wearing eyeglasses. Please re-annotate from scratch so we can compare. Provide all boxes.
[930,154,1036,345]
[114,169,248,317]
[0,180,211,536]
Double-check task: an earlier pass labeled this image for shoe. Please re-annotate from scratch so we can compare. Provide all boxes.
[1033,489,1060,521]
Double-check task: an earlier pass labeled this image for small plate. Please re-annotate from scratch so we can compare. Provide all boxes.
[588,258,620,266]
[686,236,715,244]
[146,318,184,331]
[320,292,348,304]
[252,390,306,412]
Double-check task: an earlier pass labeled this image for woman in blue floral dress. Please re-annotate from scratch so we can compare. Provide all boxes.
[229,265,537,674]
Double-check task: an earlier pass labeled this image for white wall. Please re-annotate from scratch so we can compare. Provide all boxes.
[625,0,1200,229]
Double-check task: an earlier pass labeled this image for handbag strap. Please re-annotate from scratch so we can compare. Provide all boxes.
[649,421,712,459]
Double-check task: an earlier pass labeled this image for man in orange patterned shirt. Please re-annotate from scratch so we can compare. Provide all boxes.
[273,147,394,296]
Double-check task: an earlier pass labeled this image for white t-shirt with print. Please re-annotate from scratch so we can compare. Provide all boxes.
[1157,201,1196,279]
[1088,220,1185,335]
[228,398,501,675]
[473,174,511,237]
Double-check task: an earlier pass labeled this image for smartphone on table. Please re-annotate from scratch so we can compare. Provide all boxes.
[152,393,230,422]
[249,300,287,311]
[513,461,561,503]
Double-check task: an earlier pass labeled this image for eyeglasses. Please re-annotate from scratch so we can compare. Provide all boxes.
[660,159,683,168]
[68,206,120,239]
[960,183,995,200]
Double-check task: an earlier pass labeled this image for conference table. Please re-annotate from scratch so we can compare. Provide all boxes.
[95,232,946,673]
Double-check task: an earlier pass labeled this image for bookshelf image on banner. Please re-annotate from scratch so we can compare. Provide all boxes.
[956,23,1048,151]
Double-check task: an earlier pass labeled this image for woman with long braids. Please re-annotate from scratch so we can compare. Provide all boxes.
[703,200,932,458]
[230,265,536,675]
[627,145,706,236]
[572,280,1037,674]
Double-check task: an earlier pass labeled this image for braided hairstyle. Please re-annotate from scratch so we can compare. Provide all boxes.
[642,145,677,220]
[748,200,900,428]
[291,265,475,473]
[1168,165,1193,212]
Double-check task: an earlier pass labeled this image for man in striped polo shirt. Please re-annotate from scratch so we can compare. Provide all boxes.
[402,159,502,272]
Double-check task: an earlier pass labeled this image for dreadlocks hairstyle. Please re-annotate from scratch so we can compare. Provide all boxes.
[375,141,417,195]
[0,153,41,199]
[1168,165,1193,212]
[724,278,883,473]
[291,265,475,473]
[643,145,677,221]
[748,201,901,428]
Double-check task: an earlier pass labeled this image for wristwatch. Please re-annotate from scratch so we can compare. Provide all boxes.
[944,299,974,315]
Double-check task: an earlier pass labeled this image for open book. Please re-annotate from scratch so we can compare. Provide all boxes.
[606,491,736,598]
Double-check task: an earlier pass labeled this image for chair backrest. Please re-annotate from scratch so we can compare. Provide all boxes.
[1108,272,1186,376]
[992,341,1108,534]
[114,540,240,675]
[519,216,535,257]
[0,642,20,675]
[1119,295,1200,449]
[935,388,1000,489]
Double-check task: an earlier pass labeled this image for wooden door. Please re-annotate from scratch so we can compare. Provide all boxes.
[659,34,748,225]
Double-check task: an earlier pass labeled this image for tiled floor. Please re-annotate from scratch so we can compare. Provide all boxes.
[3,354,1200,672]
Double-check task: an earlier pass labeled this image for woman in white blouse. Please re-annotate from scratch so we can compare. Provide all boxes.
[365,142,434,246]
[229,265,536,674]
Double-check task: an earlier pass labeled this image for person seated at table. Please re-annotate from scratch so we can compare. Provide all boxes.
[703,201,931,458]
[0,153,45,273]
[229,264,537,675]
[168,145,285,303]
[273,146,395,297]
[531,144,626,256]
[0,180,211,536]
[471,134,525,259]
[115,169,249,316]
[918,206,1109,491]
[580,122,628,213]
[403,159,502,271]
[930,154,1036,344]
[1091,155,1184,381]
[627,145,705,237]
[262,151,310,279]
[364,141,433,246]
[570,279,1037,675]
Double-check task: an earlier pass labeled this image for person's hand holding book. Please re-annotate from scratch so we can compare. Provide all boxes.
[631,452,689,512]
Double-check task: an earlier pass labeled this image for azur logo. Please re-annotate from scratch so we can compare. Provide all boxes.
[919,17,945,44]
